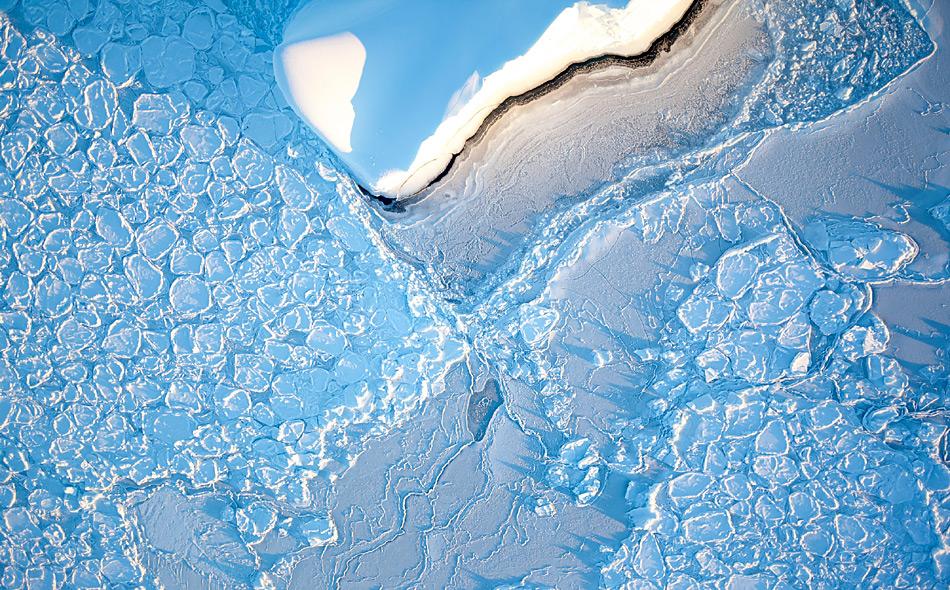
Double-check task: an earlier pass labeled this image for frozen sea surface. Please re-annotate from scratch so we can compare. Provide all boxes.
[0,0,947,589]
[274,0,690,198]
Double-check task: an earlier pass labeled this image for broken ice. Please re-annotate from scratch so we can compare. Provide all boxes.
[0,0,947,588]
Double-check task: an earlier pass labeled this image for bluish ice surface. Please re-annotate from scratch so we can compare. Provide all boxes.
[283,0,625,187]
[0,0,947,589]
[276,0,637,198]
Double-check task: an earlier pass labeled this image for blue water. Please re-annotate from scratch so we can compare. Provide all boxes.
[0,0,947,588]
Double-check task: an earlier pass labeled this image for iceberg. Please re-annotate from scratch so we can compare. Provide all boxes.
[275,0,695,199]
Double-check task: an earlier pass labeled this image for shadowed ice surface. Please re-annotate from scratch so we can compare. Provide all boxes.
[0,0,947,588]
[274,0,689,199]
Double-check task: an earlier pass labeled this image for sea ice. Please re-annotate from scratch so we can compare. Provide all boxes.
[0,0,946,588]
[374,0,932,301]
[276,0,692,198]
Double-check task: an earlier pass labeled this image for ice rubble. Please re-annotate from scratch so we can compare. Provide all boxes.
[0,3,464,586]
[376,0,934,302]
[493,176,948,588]
[0,0,946,587]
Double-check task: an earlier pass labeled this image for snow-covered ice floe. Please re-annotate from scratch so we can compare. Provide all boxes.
[275,0,694,200]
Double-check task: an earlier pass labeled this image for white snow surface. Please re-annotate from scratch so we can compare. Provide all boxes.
[278,0,693,197]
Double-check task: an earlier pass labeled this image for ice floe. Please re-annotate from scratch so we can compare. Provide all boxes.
[0,0,946,587]
[276,0,693,198]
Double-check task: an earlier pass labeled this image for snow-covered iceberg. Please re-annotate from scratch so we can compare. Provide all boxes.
[275,0,695,199]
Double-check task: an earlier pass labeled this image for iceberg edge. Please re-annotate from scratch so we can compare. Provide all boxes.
[277,0,697,200]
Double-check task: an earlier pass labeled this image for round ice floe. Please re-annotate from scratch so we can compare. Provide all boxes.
[169,275,211,315]
[306,322,346,356]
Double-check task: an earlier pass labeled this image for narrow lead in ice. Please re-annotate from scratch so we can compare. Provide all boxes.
[275,0,694,199]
